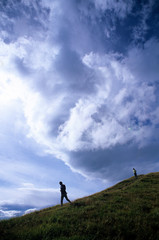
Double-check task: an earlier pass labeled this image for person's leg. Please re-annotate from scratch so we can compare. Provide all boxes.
[65,194,72,203]
[61,195,64,206]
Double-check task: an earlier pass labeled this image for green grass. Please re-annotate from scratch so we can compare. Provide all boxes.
[0,172,159,240]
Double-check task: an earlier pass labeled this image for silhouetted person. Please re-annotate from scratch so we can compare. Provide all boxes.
[59,181,72,206]
[133,168,137,178]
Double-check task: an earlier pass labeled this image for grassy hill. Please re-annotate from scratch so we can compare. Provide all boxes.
[0,172,159,240]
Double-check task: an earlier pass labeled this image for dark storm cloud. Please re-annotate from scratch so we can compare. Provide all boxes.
[70,143,159,181]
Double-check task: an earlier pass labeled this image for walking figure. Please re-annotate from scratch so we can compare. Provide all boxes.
[59,181,72,206]
[133,168,137,178]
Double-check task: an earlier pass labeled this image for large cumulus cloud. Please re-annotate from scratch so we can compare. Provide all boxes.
[57,43,159,179]
[0,0,159,182]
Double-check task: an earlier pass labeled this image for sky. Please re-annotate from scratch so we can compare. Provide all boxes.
[0,0,159,219]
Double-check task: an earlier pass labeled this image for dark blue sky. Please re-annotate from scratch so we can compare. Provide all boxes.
[0,0,159,219]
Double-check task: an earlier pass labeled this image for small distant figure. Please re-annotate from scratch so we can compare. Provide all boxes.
[133,168,137,178]
[59,181,72,206]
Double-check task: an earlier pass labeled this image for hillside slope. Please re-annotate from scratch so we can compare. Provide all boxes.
[0,172,159,240]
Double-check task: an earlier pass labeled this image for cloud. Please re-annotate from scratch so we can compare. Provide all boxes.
[57,44,159,151]
[0,0,49,43]
[0,203,38,219]
[17,186,59,207]
[132,0,156,43]
[24,208,37,215]
[0,208,21,219]
[94,0,134,18]
[52,41,159,179]
[0,185,59,218]
[69,143,159,181]
[0,0,159,189]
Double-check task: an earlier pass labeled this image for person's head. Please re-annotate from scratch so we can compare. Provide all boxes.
[59,181,63,185]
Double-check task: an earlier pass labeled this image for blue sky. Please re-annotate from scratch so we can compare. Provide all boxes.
[0,0,159,219]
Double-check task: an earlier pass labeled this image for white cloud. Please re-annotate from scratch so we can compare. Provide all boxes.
[0,36,65,156]
[24,208,37,215]
[0,209,21,219]
[57,98,98,151]
[17,187,59,207]
[94,0,134,18]
[56,46,159,153]
[1,35,158,179]
[0,185,59,209]
[0,0,49,42]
